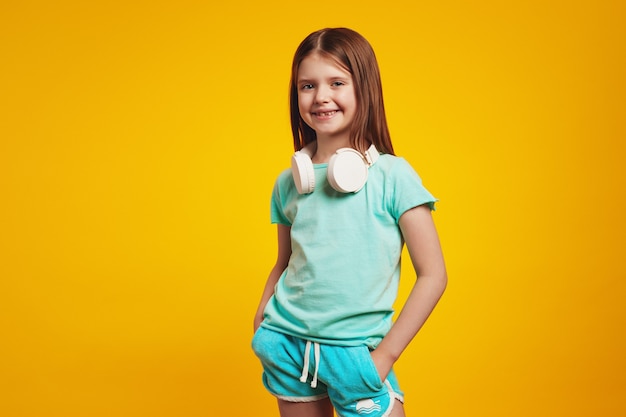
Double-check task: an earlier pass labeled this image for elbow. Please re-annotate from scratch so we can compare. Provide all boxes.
[434,271,447,298]
[416,269,447,298]
[433,269,448,297]
[440,271,448,294]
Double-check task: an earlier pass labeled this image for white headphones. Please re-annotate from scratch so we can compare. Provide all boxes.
[291,142,380,194]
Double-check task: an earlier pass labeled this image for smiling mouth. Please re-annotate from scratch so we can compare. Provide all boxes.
[313,110,338,118]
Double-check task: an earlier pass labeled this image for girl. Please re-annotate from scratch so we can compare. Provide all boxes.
[252,27,447,417]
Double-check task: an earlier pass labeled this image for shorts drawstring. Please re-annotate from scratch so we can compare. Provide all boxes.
[312,342,320,388]
[299,340,321,388]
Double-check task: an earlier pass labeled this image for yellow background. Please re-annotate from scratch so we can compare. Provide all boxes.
[1,1,624,416]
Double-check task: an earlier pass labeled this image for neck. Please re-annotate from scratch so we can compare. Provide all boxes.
[311,137,368,163]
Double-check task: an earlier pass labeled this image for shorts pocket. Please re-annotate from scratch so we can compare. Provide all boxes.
[362,347,385,390]
[251,327,287,368]
[324,344,385,396]
[251,327,269,358]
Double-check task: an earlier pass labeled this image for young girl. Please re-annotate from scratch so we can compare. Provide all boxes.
[252,27,447,417]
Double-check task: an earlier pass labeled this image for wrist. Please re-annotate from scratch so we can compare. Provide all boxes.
[375,341,401,363]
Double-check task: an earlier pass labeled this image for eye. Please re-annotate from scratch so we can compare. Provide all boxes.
[332,81,345,87]
[300,84,314,90]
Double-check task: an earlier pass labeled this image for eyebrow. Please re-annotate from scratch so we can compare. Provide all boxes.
[297,76,350,84]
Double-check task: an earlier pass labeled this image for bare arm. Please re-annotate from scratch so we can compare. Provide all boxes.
[253,224,292,332]
[371,204,448,379]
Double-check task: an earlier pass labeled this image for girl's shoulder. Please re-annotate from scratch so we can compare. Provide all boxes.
[376,153,419,175]
[276,167,293,182]
[272,167,297,194]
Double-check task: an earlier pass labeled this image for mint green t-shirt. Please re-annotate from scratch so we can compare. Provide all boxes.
[261,154,436,348]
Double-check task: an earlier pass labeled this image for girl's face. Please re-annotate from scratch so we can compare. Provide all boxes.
[296,53,357,146]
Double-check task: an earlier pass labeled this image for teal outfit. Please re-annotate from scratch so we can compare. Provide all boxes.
[254,154,436,416]
[261,154,436,348]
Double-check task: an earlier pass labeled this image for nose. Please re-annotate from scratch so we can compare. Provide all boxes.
[314,85,331,104]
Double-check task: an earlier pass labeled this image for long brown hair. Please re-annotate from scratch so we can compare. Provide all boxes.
[289,28,395,155]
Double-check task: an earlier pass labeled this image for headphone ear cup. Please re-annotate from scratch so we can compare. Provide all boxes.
[327,148,369,193]
[291,151,316,194]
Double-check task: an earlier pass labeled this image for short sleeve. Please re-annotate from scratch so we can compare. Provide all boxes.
[388,158,437,221]
[270,171,293,226]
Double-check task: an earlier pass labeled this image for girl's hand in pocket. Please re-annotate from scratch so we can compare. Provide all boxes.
[369,348,394,382]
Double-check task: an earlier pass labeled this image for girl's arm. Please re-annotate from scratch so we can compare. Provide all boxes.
[371,204,448,379]
[253,223,292,332]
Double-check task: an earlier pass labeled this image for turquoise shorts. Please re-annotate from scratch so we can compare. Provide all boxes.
[252,326,404,417]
